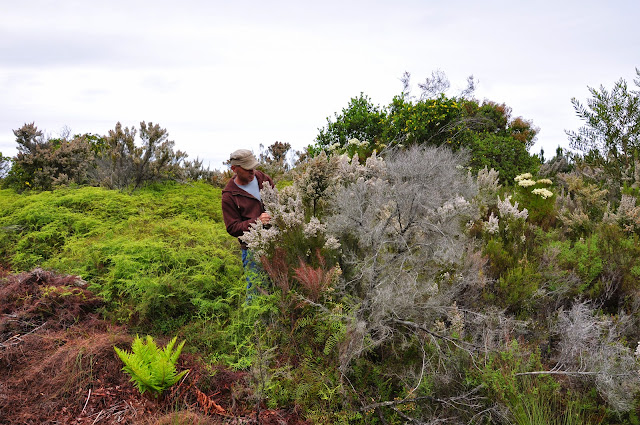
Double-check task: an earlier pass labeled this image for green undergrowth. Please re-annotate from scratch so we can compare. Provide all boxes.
[470,340,605,425]
[3,171,640,422]
[0,182,245,334]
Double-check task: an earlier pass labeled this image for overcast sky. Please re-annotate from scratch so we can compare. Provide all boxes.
[1,0,638,169]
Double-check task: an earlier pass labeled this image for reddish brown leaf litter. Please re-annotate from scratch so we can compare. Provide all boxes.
[0,269,310,425]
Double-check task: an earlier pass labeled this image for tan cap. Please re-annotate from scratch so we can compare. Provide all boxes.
[229,149,259,170]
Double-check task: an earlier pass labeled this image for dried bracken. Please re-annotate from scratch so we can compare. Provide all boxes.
[293,254,336,303]
[0,268,310,424]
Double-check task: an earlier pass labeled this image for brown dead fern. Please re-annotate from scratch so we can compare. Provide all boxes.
[293,254,335,303]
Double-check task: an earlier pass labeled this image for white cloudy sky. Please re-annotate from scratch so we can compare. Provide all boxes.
[1,0,638,169]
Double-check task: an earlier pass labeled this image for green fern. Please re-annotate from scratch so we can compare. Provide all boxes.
[114,335,189,397]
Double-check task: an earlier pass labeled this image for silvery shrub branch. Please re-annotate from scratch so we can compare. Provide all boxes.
[324,145,480,366]
[553,302,640,412]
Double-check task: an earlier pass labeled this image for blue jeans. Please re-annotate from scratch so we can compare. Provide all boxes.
[241,249,260,300]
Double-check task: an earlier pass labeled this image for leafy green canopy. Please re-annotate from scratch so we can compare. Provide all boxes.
[312,78,540,183]
[567,68,640,186]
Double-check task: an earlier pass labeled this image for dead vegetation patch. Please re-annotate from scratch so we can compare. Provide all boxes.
[0,269,310,425]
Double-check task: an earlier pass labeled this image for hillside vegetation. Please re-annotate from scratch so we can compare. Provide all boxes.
[0,183,245,331]
[1,70,640,424]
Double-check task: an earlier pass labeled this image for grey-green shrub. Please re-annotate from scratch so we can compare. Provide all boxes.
[325,146,478,364]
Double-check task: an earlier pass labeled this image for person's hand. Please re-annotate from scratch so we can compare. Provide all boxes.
[258,212,271,225]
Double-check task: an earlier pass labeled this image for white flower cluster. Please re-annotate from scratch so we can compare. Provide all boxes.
[265,184,305,228]
[347,138,370,148]
[514,172,532,182]
[497,195,528,220]
[532,188,554,199]
[240,221,280,259]
[484,212,499,234]
[327,138,369,153]
[259,182,279,211]
[324,236,341,251]
[334,151,387,185]
[477,166,501,194]
[303,216,327,238]
[240,184,306,258]
[241,168,345,260]
[517,179,536,187]
[437,196,472,219]
[514,173,554,198]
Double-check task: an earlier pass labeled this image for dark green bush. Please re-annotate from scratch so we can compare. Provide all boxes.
[496,264,542,313]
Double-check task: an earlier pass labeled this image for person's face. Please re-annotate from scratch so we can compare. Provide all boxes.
[232,165,255,184]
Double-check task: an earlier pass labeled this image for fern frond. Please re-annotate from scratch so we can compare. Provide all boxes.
[294,315,315,332]
[163,336,177,359]
[114,334,189,397]
[324,333,341,356]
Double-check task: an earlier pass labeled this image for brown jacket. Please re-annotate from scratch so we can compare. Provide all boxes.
[221,170,274,249]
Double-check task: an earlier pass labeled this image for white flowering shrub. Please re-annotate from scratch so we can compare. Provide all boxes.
[608,194,640,233]
[484,212,499,234]
[482,195,529,251]
[292,151,340,217]
[497,195,529,221]
[326,137,378,160]
[476,166,501,213]
[512,172,556,227]
[514,172,532,182]
[531,187,553,199]
[240,144,640,422]
[240,181,341,297]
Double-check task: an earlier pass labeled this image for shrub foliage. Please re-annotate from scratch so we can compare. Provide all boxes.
[3,71,640,424]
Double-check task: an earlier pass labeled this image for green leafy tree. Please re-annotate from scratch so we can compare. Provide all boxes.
[114,335,189,398]
[314,93,387,155]
[384,93,464,147]
[258,141,293,180]
[95,121,188,189]
[4,123,94,191]
[312,72,539,184]
[460,100,538,149]
[465,133,539,184]
[567,68,640,185]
